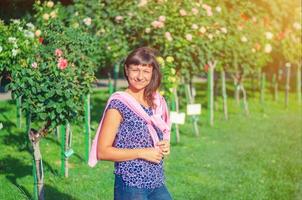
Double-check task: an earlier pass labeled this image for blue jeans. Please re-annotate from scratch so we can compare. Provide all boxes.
[114,174,173,200]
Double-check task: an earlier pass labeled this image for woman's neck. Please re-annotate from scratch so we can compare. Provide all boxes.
[125,87,146,103]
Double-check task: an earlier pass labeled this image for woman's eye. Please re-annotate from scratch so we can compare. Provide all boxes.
[144,71,151,73]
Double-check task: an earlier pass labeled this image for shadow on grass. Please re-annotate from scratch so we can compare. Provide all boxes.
[0,107,16,135]
[2,131,60,176]
[0,156,74,199]
[73,152,85,163]
[44,184,78,200]
[2,130,29,151]
[0,156,32,199]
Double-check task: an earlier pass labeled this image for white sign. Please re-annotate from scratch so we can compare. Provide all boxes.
[170,112,186,124]
[186,104,201,115]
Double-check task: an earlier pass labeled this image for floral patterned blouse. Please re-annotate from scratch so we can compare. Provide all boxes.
[107,99,165,189]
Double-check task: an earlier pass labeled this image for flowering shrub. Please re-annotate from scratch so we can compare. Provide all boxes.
[8,20,99,133]
[156,56,177,99]
[0,19,39,78]
[67,0,130,67]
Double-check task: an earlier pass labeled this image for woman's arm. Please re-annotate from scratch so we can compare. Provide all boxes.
[97,108,163,164]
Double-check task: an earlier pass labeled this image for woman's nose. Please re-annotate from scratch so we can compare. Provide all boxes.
[137,71,143,80]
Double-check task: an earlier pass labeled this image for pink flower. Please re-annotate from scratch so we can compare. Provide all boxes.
[202,4,211,10]
[83,17,92,26]
[145,28,151,33]
[151,20,164,28]
[158,16,166,22]
[58,58,68,70]
[207,10,213,16]
[185,34,193,41]
[165,32,173,41]
[115,16,124,23]
[179,9,187,16]
[191,24,198,30]
[55,49,63,57]
[202,4,213,16]
[31,62,38,69]
[138,0,148,7]
[192,8,199,15]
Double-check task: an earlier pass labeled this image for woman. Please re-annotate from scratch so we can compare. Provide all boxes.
[89,47,173,200]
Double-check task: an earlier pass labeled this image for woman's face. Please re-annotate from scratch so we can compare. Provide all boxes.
[126,64,153,91]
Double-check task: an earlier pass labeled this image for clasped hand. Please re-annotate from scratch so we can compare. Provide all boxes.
[139,140,170,164]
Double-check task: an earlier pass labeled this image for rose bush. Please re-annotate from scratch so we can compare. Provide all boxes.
[0,19,39,88]
[8,19,99,134]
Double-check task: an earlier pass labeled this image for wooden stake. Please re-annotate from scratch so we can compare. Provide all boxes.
[113,63,119,92]
[60,124,66,177]
[108,73,114,95]
[84,94,91,163]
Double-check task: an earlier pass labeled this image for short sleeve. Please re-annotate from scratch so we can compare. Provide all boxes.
[107,99,125,119]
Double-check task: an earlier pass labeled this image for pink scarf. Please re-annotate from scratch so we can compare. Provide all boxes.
[88,91,171,167]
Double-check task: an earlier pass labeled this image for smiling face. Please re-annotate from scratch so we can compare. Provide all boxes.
[125,64,153,91]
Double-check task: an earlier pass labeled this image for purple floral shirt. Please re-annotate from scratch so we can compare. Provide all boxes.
[107,99,165,189]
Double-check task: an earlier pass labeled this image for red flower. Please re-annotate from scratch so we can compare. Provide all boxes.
[254,43,261,51]
[240,13,249,21]
[277,32,285,40]
[55,49,63,57]
[58,58,68,70]
[38,37,44,44]
[204,64,209,72]
[263,16,270,27]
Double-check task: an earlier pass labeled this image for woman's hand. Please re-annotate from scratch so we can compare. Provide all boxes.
[138,148,164,164]
[156,140,170,156]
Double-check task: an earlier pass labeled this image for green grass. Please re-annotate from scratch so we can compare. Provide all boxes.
[0,88,301,200]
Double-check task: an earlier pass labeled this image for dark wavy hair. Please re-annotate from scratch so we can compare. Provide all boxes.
[124,47,162,108]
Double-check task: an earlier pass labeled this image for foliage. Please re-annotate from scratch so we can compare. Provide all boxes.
[156,56,177,99]
[68,0,130,67]
[0,19,39,76]
[8,20,98,131]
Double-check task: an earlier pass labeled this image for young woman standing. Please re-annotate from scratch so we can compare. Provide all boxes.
[89,47,173,200]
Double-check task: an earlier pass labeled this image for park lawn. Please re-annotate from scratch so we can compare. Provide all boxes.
[0,88,301,200]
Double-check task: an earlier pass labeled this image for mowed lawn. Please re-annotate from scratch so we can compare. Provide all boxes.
[0,89,301,200]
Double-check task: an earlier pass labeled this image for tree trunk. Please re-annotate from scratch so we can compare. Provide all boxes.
[233,72,240,105]
[297,63,301,105]
[173,88,180,143]
[27,119,51,200]
[285,66,291,108]
[16,96,22,128]
[185,83,199,137]
[232,74,249,116]
[272,73,278,101]
[257,68,262,91]
[240,83,250,116]
[28,121,45,200]
[207,61,216,127]
[221,69,228,120]
[260,73,266,105]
